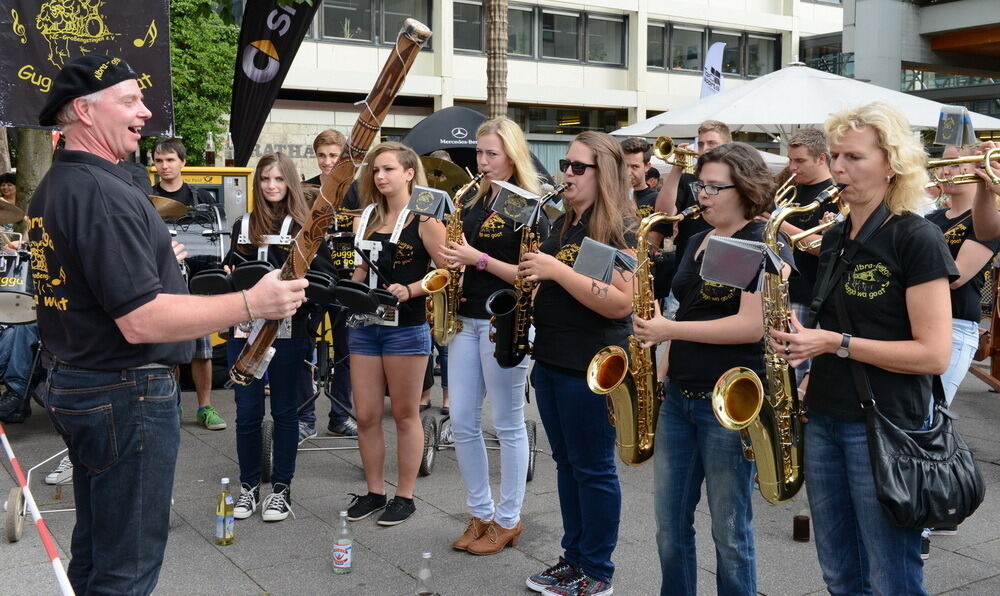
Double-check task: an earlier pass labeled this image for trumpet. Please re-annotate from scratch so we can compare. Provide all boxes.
[773,173,798,208]
[927,149,1000,186]
[787,188,849,252]
[653,136,700,170]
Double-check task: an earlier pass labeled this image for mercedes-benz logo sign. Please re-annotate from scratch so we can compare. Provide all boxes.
[451,127,469,139]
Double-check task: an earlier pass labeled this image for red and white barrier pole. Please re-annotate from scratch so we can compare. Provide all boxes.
[0,422,75,596]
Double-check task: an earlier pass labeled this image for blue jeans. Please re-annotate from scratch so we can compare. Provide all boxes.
[227,337,311,487]
[938,318,979,408]
[46,363,179,595]
[655,383,756,596]
[433,339,448,389]
[0,323,39,398]
[298,314,353,428]
[449,317,528,528]
[533,363,620,582]
[806,411,926,596]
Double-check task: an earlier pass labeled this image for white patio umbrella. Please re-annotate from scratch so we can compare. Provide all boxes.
[615,63,1000,139]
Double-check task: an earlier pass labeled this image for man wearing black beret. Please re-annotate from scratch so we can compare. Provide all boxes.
[28,55,308,595]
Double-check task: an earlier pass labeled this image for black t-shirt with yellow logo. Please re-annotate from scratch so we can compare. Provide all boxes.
[532,215,634,375]
[632,185,671,239]
[458,192,550,319]
[667,220,794,392]
[365,215,431,327]
[27,150,194,369]
[925,208,999,322]
[808,213,958,429]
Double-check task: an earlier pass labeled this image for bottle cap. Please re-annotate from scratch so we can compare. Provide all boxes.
[221,477,229,484]
[339,510,348,517]
[422,551,431,558]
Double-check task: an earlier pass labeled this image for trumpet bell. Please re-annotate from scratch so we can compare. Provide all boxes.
[587,345,629,395]
[653,136,699,168]
[712,367,764,430]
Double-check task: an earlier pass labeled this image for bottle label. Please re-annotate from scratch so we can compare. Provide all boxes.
[225,513,234,538]
[332,542,352,568]
[215,514,224,539]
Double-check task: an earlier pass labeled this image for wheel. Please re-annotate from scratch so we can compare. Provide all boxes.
[419,415,437,476]
[5,486,25,543]
[261,419,273,484]
[526,420,537,482]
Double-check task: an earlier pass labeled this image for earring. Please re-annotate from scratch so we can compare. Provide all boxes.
[885,175,893,184]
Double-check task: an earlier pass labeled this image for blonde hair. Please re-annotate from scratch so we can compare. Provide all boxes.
[472,117,542,203]
[825,102,930,215]
[563,131,635,249]
[241,153,309,251]
[357,141,427,238]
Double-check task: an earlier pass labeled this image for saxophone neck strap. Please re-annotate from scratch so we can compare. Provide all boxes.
[237,214,294,261]
[354,205,410,289]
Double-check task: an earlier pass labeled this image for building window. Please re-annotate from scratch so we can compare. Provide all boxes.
[671,25,704,71]
[586,15,625,65]
[323,0,373,41]
[709,30,742,75]
[647,24,665,69]
[508,6,534,56]
[541,10,580,61]
[382,0,429,43]
[454,1,483,51]
[746,34,778,77]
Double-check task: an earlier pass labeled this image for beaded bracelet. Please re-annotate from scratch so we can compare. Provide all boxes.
[240,290,255,322]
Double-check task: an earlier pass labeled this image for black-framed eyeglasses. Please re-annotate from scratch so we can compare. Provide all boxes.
[559,159,598,175]
[690,182,737,196]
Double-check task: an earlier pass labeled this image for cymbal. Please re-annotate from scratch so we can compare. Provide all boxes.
[420,156,471,196]
[149,195,187,220]
[0,201,25,225]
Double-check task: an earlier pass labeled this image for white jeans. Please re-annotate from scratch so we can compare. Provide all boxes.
[939,318,980,407]
[448,316,529,529]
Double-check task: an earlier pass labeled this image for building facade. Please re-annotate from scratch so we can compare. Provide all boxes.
[247,0,843,177]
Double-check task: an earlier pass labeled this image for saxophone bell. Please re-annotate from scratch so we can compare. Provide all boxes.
[485,288,517,318]
[711,367,764,431]
[586,345,629,394]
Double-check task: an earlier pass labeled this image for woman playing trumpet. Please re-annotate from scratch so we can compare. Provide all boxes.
[632,142,792,596]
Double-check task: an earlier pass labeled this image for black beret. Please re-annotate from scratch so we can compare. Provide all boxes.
[39,55,138,126]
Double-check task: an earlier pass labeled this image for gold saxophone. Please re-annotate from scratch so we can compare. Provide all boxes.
[711,184,842,504]
[486,183,567,368]
[586,205,701,465]
[422,173,485,345]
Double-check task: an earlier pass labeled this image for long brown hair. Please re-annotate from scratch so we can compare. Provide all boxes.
[694,143,775,220]
[471,117,542,203]
[563,131,634,249]
[242,152,309,251]
[357,142,427,238]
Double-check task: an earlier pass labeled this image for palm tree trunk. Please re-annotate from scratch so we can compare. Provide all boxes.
[485,0,509,119]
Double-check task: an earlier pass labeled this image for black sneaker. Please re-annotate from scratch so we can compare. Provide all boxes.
[376,496,416,526]
[346,492,387,521]
[327,418,358,437]
[930,525,958,536]
[527,558,580,592]
[921,536,931,560]
[261,483,293,522]
[234,483,260,519]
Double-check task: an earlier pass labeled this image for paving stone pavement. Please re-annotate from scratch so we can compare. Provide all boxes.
[3,367,1000,595]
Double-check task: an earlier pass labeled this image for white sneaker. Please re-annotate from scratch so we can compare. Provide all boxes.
[234,483,259,519]
[45,456,73,485]
[261,483,293,522]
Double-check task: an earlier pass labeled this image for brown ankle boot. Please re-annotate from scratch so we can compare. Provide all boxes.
[452,516,490,551]
[467,521,523,555]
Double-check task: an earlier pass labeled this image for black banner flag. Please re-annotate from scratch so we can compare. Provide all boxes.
[230,0,321,167]
[0,0,173,134]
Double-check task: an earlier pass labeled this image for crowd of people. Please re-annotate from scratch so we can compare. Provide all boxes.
[8,53,1000,596]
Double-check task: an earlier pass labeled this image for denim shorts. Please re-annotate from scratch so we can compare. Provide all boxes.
[348,323,431,356]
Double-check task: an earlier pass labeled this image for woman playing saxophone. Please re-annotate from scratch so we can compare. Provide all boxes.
[632,142,793,596]
[436,117,544,555]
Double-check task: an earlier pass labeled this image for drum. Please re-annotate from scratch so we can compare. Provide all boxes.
[326,231,356,279]
[0,250,35,324]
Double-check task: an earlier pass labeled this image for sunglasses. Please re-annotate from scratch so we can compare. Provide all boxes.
[690,182,737,196]
[559,159,598,176]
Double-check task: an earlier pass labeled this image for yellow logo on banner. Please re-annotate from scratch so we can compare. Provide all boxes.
[36,0,120,67]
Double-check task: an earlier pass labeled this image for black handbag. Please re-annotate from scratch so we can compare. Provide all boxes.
[825,229,985,529]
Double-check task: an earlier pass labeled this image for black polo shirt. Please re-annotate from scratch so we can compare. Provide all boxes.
[667,221,795,393]
[807,213,958,429]
[27,150,193,370]
[532,215,634,375]
[925,208,1000,322]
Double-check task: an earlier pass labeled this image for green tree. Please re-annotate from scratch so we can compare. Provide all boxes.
[146,0,239,165]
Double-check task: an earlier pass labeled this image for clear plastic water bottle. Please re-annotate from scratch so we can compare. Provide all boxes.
[214,477,234,546]
[414,551,439,595]
[332,510,352,574]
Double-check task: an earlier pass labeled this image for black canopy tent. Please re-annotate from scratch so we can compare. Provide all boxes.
[401,106,552,184]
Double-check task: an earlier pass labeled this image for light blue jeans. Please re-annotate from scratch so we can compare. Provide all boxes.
[655,383,757,596]
[806,411,926,596]
[448,316,529,529]
[938,318,980,408]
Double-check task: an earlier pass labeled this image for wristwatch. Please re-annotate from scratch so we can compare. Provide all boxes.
[836,333,852,358]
